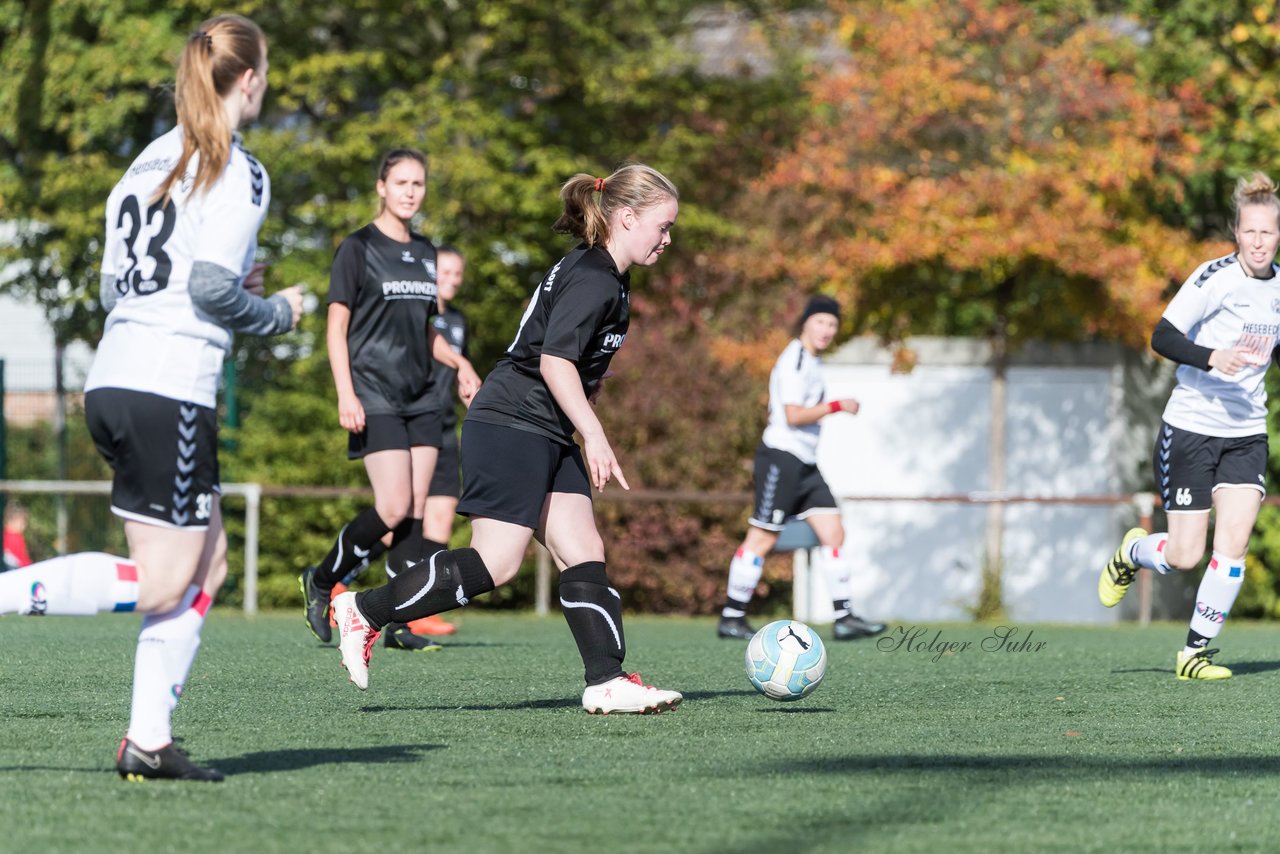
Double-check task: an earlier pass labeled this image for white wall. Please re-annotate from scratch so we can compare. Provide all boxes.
[802,339,1161,625]
[0,295,94,391]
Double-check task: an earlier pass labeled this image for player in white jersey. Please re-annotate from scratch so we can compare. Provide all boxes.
[1099,172,1280,680]
[0,15,302,780]
[716,296,885,642]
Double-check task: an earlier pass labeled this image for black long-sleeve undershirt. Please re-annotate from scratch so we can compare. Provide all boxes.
[1151,317,1213,372]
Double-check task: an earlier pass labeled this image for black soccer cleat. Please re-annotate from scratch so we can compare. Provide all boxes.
[116,738,224,782]
[383,622,444,652]
[832,613,887,640]
[299,566,333,643]
[717,616,756,640]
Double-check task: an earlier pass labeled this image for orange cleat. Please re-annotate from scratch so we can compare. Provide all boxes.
[329,583,348,628]
[407,614,457,636]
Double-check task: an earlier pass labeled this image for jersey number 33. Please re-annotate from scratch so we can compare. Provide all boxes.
[114,194,177,298]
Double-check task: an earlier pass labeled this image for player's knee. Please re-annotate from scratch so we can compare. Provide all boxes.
[1164,544,1204,572]
[373,501,410,529]
[137,582,187,614]
[487,560,521,587]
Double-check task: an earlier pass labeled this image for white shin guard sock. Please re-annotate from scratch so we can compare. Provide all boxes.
[1187,552,1245,650]
[126,586,212,750]
[0,552,138,615]
[722,548,764,618]
[1130,533,1171,575]
[817,545,852,619]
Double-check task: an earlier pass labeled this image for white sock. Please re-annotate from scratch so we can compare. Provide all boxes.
[1129,533,1171,575]
[0,552,138,615]
[1184,552,1244,654]
[817,545,852,619]
[126,586,211,750]
[721,548,764,618]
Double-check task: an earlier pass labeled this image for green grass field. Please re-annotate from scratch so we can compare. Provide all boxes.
[3,611,1280,852]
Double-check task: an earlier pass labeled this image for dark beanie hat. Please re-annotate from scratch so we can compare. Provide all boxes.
[800,294,841,324]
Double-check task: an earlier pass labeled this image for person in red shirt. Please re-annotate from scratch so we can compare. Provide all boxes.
[3,502,32,570]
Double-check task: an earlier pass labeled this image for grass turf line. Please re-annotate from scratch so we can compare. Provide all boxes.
[2,613,1280,852]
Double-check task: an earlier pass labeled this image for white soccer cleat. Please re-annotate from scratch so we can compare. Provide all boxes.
[582,672,682,715]
[332,591,379,690]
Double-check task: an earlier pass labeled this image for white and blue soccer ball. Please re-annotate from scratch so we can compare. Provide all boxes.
[745,619,827,701]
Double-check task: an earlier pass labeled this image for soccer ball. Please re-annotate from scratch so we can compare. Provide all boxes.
[745,619,827,701]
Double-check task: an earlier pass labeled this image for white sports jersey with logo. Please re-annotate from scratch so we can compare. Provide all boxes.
[761,339,825,464]
[86,126,270,407]
[1162,253,1280,437]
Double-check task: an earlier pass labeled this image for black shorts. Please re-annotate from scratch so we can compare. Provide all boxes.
[457,420,590,529]
[428,425,461,499]
[1153,422,1267,513]
[85,388,220,531]
[348,410,444,459]
[749,444,838,532]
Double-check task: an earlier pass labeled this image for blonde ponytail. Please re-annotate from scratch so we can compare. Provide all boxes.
[154,15,265,204]
[553,163,678,246]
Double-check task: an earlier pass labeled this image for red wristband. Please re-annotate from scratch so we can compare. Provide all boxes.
[828,401,842,413]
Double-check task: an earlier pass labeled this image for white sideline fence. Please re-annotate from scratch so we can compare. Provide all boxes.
[1,480,1166,622]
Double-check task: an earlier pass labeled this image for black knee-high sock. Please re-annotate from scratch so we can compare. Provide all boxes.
[420,538,448,561]
[559,562,627,686]
[338,540,388,586]
[384,518,420,578]
[356,548,495,629]
[314,508,392,587]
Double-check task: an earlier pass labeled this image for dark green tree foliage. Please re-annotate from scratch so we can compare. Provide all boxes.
[0,1,814,608]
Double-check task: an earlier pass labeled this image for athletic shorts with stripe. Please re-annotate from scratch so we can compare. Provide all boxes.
[749,444,838,532]
[457,420,590,529]
[86,388,220,531]
[1153,421,1267,513]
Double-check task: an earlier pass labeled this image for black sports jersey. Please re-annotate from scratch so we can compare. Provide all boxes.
[328,224,439,416]
[467,244,629,443]
[424,305,468,427]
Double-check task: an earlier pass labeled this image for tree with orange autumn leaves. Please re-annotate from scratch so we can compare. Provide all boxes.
[748,0,1220,344]
[736,0,1226,614]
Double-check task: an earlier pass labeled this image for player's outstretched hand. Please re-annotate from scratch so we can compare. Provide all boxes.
[338,391,366,434]
[582,432,629,492]
[835,398,860,415]
[279,285,305,330]
[243,262,267,296]
[456,360,482,407]
[1209,346,1250,376]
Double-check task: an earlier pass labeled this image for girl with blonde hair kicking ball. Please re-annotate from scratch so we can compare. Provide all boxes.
[330,163,683,714]
[0,15,302,780]
[1100,171,1280,680]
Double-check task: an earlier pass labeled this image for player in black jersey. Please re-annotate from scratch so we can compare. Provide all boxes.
[0,15,302,782]
[299,149,480,651]
[403,245,468,638]
[329,163,683,713]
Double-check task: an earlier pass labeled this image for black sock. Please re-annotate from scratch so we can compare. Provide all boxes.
[338,540,387,586]
[421,538,449,561]
[314,508,392,587]
[559,562,627,686]
[385,518,421,578]
[357,548,495,629]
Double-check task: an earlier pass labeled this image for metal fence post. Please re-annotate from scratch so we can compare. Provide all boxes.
[243,483,261,615]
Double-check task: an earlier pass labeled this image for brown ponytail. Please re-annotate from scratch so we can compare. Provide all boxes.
[154,15,266,204]
[553,163,678,247]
